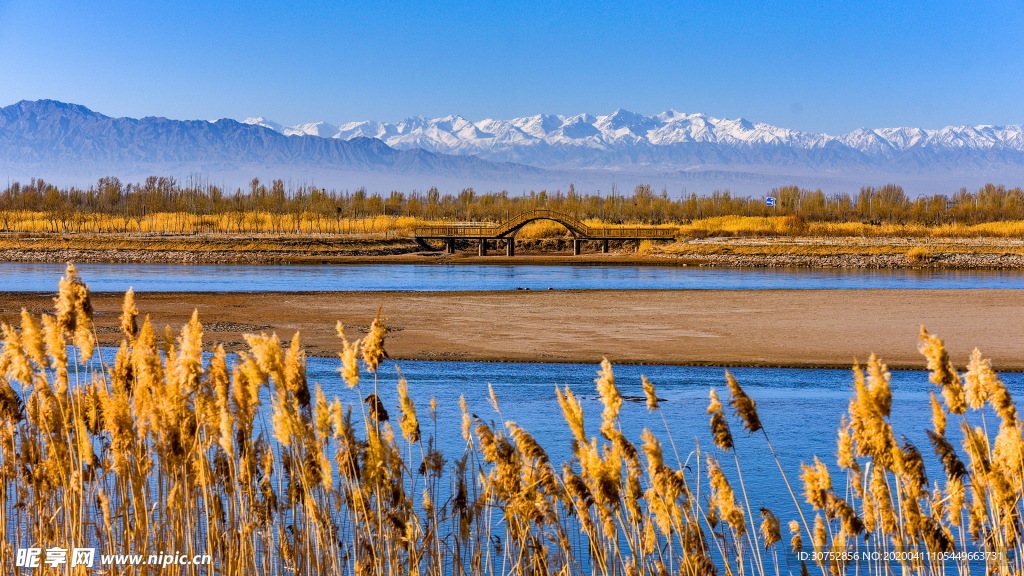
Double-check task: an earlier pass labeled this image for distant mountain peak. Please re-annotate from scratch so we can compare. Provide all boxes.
[11,99,100,117]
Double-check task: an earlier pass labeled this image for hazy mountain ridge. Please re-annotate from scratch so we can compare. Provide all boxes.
[0,100,540,180]
[245,109,1024,171]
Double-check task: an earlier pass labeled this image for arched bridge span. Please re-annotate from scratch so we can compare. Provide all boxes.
[413,209,676,255]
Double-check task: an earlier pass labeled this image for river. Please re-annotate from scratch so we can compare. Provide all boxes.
[2,262,1024,291]
[303,357,1022,522]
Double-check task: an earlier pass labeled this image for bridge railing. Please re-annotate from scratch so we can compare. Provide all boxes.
[588,227,678,238]
[413,224,498,237]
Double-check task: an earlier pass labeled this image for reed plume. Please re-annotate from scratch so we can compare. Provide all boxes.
[759,508,782,548]
[706,456,745,536]
[361,310,388,372]
[707,387,734,451]
[336,322,360,388]
[594,358,621,439]
[726,371,761,433]
[918,326,966,414]
[120,287,139,338]
[397,375,421,443]
[641,375,659,411]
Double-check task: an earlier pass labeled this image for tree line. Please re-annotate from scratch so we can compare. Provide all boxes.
[2,176,1023,231]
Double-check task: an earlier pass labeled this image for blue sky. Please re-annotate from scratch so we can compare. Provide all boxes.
[1,0,1021,133]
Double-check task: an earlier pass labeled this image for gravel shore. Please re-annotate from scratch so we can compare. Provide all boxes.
[669,252,1024,269]
[4,247,1024,269]
[0,246,420,264]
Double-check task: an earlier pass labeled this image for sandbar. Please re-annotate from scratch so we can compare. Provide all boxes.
[2,289,1022,370]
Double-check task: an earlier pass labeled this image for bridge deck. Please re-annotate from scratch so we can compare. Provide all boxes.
[413,229,676,240]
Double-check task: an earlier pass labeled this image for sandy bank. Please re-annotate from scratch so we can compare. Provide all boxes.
[2,289,1021,370]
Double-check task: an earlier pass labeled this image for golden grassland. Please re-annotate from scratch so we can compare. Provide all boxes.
[674,215,1024,240]
[1,266,1023,575]
[0,211,659,239]
[0,211,425,236]
[7,210,1024,239]
[0,232,416,255]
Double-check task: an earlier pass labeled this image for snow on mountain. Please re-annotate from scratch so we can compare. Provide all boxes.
[243,118,342,138]
[242,117,287,133]
[289,121,341,138]
[246,109,1024,171]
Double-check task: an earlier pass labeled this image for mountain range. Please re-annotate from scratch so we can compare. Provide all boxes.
[0,100,540,191]
[2,99,1022,194]
[245,110,1024,173]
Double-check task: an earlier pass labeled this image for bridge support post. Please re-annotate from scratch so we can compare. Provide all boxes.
[572,239,582,256]
[478,239,488,256]
[506,238,515,257]
[601,239,609,253]
[445,238,456,254]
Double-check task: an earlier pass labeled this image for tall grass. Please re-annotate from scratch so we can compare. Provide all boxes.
[678,215,1024,239]
[516,220,574,239]
[10,210,1024,240]
[0,211,425,236]
[907,246,932,265]
[1,266,1022,575]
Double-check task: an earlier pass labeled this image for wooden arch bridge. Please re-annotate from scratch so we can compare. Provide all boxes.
[414,209,677,256]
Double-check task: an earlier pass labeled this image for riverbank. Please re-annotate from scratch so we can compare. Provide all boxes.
[0,233,420,264]
[5,232,1024,268]
[658,236,1024,269]
[2,289,1021,370]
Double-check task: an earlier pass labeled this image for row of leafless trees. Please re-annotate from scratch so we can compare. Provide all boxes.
[2,177,1024,226]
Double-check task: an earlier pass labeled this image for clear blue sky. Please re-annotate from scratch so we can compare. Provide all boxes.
[1,0,1021,133]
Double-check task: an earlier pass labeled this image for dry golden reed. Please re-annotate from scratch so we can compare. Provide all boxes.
[641,375,659,411]
[707,387,734,450]
[706,456,745,536]
[594,358,621,439]
[726,371,761,433]
[918,326,966,414]
[336,321,360,388]
[760,508,782,548]
[397,374,421,443]
[361,309,388,372]
[120,287,139,337]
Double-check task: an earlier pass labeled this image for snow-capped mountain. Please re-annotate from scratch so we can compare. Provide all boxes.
[245,110,1024,172]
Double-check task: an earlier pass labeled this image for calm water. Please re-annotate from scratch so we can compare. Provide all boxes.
[304,358,1024,521]
[2,262,1024,291]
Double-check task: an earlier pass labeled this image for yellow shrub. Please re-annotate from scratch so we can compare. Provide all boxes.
[517,219,571,238]
[906,245,931,264]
